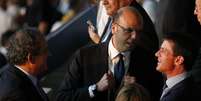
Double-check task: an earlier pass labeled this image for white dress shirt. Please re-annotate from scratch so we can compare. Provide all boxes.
[108,39,130,74]
[166,72,187,89]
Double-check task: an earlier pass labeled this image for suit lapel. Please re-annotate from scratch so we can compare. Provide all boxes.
[161,77,192,100]
[94,43,109,78]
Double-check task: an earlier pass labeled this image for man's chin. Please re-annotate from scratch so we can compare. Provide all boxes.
[156,66,161,72]
[127,44,135,50]
[106,11,113,16]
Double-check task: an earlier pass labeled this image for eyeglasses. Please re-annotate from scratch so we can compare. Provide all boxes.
[115,23,138,33]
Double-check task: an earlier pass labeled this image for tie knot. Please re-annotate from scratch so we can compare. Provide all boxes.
[118,53,123,59]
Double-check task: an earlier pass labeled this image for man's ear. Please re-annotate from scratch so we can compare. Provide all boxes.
[174,56,184,66]
[111,23,117,35]
[28,53,35,64]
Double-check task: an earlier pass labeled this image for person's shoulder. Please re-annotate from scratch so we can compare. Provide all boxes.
[77,42,107,53]
[0,65,22,88]
[169,76,200,100]
[0,67,21,96]
[81,42,107,49]
[0,53,7,67]
[168,76,195,96]
[70,43,108,61]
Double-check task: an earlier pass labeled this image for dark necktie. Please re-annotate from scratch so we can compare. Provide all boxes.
[100,17,112,43]
[114,54,125,87]
[160,84,170,100]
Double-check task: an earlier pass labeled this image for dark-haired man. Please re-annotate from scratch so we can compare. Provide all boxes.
[155,32,200,101]
[0,28,49,101]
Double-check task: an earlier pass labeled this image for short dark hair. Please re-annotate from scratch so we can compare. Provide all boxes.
[1,30,15,47]
[163,32,199,71]
[113,6,143,29]
[7,27,48,65]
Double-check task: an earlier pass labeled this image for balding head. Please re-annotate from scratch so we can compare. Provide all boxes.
[113,6,143,30]
[111,6,143,52]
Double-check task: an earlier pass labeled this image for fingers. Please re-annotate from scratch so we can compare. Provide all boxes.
[88,26,93,32]
[124,75,136,86]
[96,73,110,91]
[108,70,112,75]
[96,71,115,92]
[107,70,113,79]
[107,70,115,88]
[88,27,100,43]
[88,26,95,36]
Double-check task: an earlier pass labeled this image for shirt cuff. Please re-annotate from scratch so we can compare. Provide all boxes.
[88,84,96,98]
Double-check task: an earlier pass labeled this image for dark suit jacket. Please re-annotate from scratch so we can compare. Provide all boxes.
[0,65,48,101]
[56,43,163,101]
[0,53,6,68]
[192,48,201,84]
[161,76,201,101]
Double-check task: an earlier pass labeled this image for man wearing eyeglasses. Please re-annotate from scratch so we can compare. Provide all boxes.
[56,6,163,101]
[88,0,159,55]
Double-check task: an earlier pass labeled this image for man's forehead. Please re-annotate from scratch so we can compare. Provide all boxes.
[120,12,141,25]
[162,40,174,49]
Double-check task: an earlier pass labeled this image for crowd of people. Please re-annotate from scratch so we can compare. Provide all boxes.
[0,0,92,68]
[1,0,201,101]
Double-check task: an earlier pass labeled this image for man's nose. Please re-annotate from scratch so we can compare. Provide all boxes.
[155,50,161,57]
[130,32,136,39]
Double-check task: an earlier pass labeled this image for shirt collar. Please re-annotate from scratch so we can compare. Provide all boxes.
[0,47,7,57]
[108,39,130,60]
[15,65,38,86]
[166,72,187,88]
